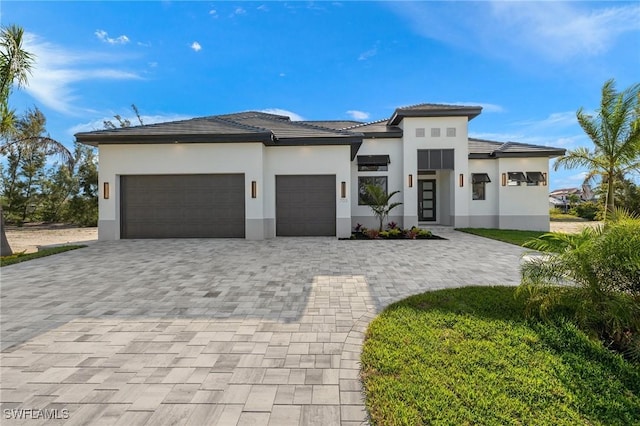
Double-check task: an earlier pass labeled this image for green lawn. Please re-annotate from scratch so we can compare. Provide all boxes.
[457,228,546,246]
[1,245,86,267]
[361,286,640,425]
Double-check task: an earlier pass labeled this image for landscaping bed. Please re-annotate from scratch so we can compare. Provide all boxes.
[361,286,640,425]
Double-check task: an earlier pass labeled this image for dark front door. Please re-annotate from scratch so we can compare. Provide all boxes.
[418,179,436,221]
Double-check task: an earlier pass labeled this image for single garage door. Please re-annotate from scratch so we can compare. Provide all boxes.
[276,175,336,236]
[121,174,245,238]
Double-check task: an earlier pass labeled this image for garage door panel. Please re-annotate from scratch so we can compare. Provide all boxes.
[121,174,245,238]
[276,175,336,237]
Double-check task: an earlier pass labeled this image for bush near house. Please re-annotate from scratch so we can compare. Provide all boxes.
[361,286,640,425]
[570,201,599,221]
[520,212,640,361]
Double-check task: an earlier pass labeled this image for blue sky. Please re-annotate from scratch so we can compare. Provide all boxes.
[3,1,639,190]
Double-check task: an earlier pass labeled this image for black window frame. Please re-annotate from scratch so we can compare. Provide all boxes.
[526,171,546,186]
[507,172,527,186]
[357,155,390,172]
[358,176,388,205]
[472,173,491,200]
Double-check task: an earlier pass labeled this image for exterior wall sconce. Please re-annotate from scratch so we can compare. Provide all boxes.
[408,174,413,188]
[103,182,110,199]
[501,173,507,186]
[251,181,257,198]
[459,174,464,187]
[341,181,346,198]
[543,172,548,186]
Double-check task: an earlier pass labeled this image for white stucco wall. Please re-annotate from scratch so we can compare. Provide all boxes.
[350,138,403,230]
[98,142,352,240]
[264,145,352,238]
[497,157,550,231]
[400,117,470,228]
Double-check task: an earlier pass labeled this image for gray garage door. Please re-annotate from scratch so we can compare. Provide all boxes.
[276,175,336,236]
[121,174,245,238]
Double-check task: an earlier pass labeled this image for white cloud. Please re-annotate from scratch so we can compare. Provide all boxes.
[346,110,370,120]
[95,29,130,45]
[279,73,286,77]
[234,7,246,15]
[69,113,192,135]
[260,108,304,121]
[191,41,202,52]
[358,47,377,61]
[514,111,577,129]
[23,33,142,115]
[389,2,640,63]
[257,5,269,12]
[209,9,217,16]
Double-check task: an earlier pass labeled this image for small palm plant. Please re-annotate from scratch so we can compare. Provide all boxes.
[518,208,640,360]
[363,184,402,232]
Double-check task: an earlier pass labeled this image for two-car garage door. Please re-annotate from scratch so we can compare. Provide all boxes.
[120,174,245,238]
[120,174,336,238]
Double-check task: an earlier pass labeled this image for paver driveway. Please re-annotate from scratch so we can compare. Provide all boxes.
[1,232,525,425]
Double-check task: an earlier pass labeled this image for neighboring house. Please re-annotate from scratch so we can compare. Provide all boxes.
[75,104,565,240]
[549,185,595,210]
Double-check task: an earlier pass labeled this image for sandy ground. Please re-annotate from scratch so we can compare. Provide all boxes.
[3,224,98,254]
[2,220,602,255]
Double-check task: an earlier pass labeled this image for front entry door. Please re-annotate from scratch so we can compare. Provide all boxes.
[418,179,436,221]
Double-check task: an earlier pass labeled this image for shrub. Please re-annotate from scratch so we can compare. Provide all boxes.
[364,228,380,239]
[519,212,640,359]
[571,201,600,220]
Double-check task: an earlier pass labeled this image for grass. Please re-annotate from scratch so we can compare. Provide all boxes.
[457,228,546,246]
[1,245,86,267]
[361,286,640,426]
[550,212,584,221]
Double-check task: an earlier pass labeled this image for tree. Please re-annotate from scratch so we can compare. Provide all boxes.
[362,184,402,232]
[103,104,144,129]
[0,24,35,256]
[0,108,73,223]
[554,79,640,218]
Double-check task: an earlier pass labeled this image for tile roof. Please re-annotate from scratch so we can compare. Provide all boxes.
[469,138,565,158]
[299,120,363,130]
[75,111,362,145]
[388,103,483,124]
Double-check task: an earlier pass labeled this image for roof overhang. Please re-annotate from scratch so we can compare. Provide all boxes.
[75,132,274,147]
[388,106,483,125]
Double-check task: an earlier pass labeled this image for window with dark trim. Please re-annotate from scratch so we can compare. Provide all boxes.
[526,171,546,186]
[357,155,390,172]
[472,173,491,200]
[358,176,387,205]
[507,172,527,186]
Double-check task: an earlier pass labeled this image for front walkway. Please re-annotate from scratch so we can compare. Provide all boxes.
[1,233,524,425]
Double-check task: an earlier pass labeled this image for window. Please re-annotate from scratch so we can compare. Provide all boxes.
[416,128,425,137]
[472,173,491,200]
[430,128,441,137]
[358,176,387,205]
[357,155,390,172]
[526,171,546,186]
[507,172,527,186]
[446,127,456,137]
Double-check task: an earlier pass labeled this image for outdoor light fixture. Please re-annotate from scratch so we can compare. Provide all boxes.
[103,182,110,199]
[408,174,413,188]
[501,173,507,186]
[459,174,464,187]
[543,172,548,186]
[341,181,346,198]
[251,181,257,198]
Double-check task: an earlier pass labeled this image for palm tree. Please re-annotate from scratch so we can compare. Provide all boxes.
[554,79,640,217]
[1,24,34,135]
[363,184,402,232]
[1,24,35,256]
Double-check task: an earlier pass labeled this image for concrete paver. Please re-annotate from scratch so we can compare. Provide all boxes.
[1,233,524,425]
